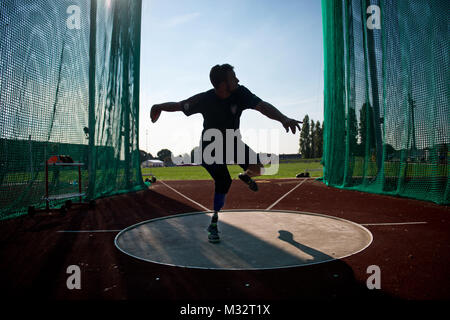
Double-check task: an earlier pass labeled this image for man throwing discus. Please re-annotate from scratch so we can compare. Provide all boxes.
[151,64,302,243]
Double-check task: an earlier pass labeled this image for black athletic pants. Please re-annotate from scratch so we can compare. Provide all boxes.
[201,141,261,194]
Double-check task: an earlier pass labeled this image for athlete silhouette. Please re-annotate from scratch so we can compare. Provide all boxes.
[151,64,302,243]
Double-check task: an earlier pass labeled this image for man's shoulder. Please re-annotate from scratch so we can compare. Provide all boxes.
[195,88,215,102]
[203,88,215,96]
[234,85,254,97]
[235,85,248,92]
[233,85,258,99]
[232,85,262,109]
[186,89,214,103]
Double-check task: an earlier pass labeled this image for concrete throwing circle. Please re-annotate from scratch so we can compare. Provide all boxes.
[114,210,373,270]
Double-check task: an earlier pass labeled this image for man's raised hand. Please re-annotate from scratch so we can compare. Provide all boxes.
[282,117,302,134]
[150,104,161,123]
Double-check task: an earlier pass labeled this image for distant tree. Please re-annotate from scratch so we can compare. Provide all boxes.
[139,150,153,163]
[163,156,174,167]
[191,146,201,164]
[317,121,323,158]
[385,144,395,155]
[408,93,417,151]
[385,143,397,161]
[348,107,358,155]
[313,120,323,158]
[139,150,146,163]
[299,115,311,158]
[157,149,172,161]
[310,120,316,158]
[359,103,375,155]
[438,143,448,164]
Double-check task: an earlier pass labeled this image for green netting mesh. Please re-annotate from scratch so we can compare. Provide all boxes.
[0,0,145,220]
[321,0,449,204]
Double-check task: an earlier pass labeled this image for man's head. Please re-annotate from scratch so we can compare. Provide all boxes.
[210,64,240,95]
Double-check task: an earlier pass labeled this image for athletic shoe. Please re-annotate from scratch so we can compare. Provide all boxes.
[238,173,258,192]
[207,223,220,243]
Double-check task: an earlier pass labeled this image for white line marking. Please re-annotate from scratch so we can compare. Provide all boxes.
[266,179,308,210]
[57,230,121,233]
[361,222,428,226]
[158,180,211,212]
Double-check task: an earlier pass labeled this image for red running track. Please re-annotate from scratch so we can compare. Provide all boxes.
[0,178,449,305]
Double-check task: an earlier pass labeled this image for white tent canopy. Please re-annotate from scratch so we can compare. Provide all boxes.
[142,159,164,167]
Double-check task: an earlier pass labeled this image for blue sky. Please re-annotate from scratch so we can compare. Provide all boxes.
[139,0,324,157]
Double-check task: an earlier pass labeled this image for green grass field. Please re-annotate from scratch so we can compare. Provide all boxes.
[142,160,323,181]
[142,158,448,181]
[4,158,443,183]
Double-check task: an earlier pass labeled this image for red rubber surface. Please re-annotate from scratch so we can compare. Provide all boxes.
[0,178,449,302]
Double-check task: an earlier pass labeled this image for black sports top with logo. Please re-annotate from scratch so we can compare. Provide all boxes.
[181,85,262,133]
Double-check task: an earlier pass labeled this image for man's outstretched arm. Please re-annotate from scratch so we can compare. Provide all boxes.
[254,100,302,134]
[150,93,204,123]
[150,102,182,123]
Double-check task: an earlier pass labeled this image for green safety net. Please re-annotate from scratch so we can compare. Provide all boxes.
[321,0,449,204]
[0,0,145,220]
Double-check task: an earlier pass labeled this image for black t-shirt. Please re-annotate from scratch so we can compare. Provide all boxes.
[181,85,262,132]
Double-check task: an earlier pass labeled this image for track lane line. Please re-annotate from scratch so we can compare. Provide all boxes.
[361,222,428,226]
[266,178,309,211]
[57,180,211,234]
[158,179,211,212]
[56,222,428,233]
